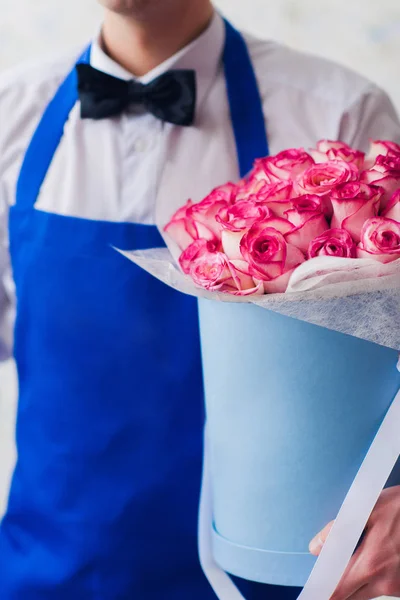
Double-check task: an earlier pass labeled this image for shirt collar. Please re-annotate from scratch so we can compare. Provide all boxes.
[90,11,225,110]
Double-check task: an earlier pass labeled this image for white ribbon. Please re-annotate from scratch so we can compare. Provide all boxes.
[199,365,400,600]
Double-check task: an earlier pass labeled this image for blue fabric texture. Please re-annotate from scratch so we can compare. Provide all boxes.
[0,18,299,600]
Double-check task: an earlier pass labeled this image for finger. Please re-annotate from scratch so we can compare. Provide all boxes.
[329,550,367,600]
[345,585,372,600]
[309,520,334,555]
[330,571,365,600]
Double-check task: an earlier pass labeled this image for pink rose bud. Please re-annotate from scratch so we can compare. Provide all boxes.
[296,160,359,196]
[284,195,329,253]
[382,189,400,222]
[251,149,315,184]
[240,220,305,292]
[357,217,400,263]
[362,153,400,209]
[311,140,365,169]
[330,182,382,243]
[308,228,357,259]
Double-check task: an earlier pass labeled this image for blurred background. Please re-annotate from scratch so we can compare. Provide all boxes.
[0,4,400,597]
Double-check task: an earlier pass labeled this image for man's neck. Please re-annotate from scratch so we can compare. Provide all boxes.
[101,2,214,77]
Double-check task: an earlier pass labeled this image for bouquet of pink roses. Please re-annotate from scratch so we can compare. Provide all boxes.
[120,139,400,600]
[165,140,400,295]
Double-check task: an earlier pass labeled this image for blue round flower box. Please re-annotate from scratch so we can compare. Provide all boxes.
[198,299,400,587]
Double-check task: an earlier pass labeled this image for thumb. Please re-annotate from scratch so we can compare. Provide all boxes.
[309,520,334,556]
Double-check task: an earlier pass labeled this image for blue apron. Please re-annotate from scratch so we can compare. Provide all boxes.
[0,20,301,600]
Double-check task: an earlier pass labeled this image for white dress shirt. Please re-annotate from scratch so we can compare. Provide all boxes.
[0,11,399,360]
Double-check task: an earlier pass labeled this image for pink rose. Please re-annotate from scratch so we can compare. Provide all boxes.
[240,219,305,292]
[179,238,219,274]
[189,250,232,291]
[164,200,203,250]
[216,200,271,232]
[365,140,400,167]
[208,182,238,204]
[311,140,365,169]
[382,189,400,222]
[251,149,314,184]
[185,245,261,296]
[165,187,233,250]
[235,179,294,217]
[253,182,294,217]
[296,160,359,195]
[284,195,329,253]
[308,228,357,259]
[362,153,400,209]
[330,182,382,243]
[187,193,230,238]
[284,195,324,226]
[357,217,400,263]
[216,200,271,260]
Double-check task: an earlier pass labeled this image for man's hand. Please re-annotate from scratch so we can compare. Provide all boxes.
[309,486,400,600]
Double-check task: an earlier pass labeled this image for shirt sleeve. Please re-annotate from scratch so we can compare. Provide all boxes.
[338,84,400,150]
[0,183,13,361]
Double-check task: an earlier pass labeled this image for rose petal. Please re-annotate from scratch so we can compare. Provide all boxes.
[362,172,399,210]
[284,242,307,270]
[356,247,400,263]
[285,214,329,254]
[164,218,196,250]
[228,259,256,290]
[167,199,193,222]
[340,198,380,243]
[221,230,245,260]
[382,190,400,222]
[249,217,294,236]
[263,268,298,294]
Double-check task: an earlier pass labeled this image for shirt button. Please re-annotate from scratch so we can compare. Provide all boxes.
[134,138,148,153]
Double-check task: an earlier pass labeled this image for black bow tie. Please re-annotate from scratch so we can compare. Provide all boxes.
[76,63,197,126]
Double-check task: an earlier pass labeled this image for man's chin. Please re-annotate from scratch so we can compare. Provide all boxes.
[97,0,164,18]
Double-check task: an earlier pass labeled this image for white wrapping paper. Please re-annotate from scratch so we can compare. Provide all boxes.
[118,247,400,351]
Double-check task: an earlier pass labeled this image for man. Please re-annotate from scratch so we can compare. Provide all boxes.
[0,1,399,598]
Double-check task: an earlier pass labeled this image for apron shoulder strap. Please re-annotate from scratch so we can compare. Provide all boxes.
[16,46,91,211]
[223,19,269,178]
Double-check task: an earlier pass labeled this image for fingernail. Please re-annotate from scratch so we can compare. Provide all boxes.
[309,536,323,554]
